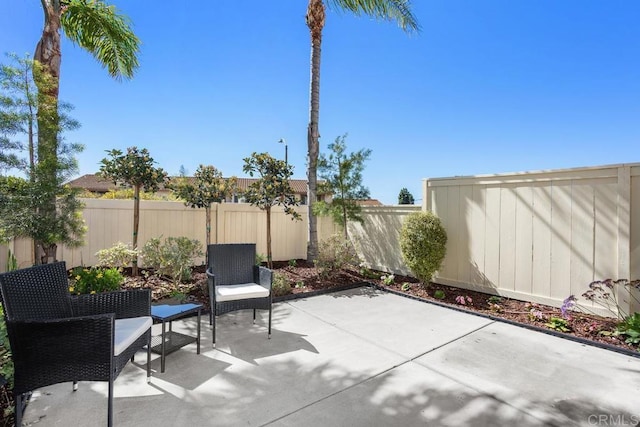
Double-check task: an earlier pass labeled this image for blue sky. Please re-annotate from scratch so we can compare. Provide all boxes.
[2,1,639,205]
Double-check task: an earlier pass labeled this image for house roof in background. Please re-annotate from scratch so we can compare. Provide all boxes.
[67,174,312,195]
[67,174,115,193]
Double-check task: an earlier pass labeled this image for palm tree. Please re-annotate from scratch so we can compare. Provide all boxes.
[305,0,419,260]
[34,0,140,263]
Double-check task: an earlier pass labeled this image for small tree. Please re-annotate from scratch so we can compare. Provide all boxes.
[398,188,415,205]
[242,152,301,268]
[0,175,86,263]
[98,147,167,275]
[169,165,237,261]
[399,211,447,286]
[314,134,371,239]
[0,54,85,263]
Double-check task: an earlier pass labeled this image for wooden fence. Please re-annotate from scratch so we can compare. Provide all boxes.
[4,163,639,319]
[425,163,640,317]
[347,205,421,275]
[1,199,339,269]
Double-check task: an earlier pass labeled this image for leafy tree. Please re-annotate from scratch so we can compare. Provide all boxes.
[314,134,371,239]
[0,176,86,265]
[0,54,85,264]
[242,152,301,269]
[34,0,139,168]
[304,0,419,261]
[32,0,139,264]
[398,187,415,205]
[169,165,237,260]
[0,55,30,174]
[98,147,167,275]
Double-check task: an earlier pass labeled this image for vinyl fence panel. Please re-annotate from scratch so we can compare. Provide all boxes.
[426,163,640,318]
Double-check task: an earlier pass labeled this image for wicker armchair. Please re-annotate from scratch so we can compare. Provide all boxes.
[0,262,152,427]
[206,244,272,346]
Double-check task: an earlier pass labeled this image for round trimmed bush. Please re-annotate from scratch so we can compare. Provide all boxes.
[399,211,447,285]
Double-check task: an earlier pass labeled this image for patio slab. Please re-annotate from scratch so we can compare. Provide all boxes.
[20,287,640,426]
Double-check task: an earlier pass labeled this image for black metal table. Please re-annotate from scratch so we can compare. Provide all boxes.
[150,303,202,373]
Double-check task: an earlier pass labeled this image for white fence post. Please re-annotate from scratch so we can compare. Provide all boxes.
[617,165,632,316]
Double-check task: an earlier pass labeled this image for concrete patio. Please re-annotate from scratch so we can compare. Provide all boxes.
[21,287,640,426]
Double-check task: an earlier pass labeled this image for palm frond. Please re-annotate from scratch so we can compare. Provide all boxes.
[61,0,140,80]
[326,0,420,32]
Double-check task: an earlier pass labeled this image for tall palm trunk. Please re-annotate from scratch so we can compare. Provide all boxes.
[306,0,325,261]
[33,0,63,264]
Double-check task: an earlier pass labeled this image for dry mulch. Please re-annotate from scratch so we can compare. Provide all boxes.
[130,261,638,355]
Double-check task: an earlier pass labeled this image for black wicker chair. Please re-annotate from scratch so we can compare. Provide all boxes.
[0,262,152,427]
[206,244,272,346]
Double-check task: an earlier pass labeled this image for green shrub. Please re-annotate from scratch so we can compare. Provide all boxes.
[380,274,395,285]
[616,312,640,347]
[399,211,447,286]
[272,273,292,297]
[546,317,572,332]
[95,242,138,269]
[70,266,124,294]
[315,234,358,279]
[6,250,18,272]
[141,236,203,285]
[358,265,380,280]
[100,188,170,200]
[0,305,13,419]
[434,290,446,299]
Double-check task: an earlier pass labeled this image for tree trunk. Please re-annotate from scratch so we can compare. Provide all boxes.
[205,205,211,265]
[23,62,36,181]
[342,207,348,240]
[40,242,57,265]
[132,184,140,276]
[34,0,63,263]
[266,207,273,269]
[306,0,325,262]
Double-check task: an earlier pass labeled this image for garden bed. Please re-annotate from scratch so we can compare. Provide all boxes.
[124,261,638,355]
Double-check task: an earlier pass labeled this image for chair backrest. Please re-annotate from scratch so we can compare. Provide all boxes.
[208,244,256,285]
[0,262,73,321]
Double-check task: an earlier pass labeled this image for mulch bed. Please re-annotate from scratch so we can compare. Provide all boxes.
[149,261,637,354]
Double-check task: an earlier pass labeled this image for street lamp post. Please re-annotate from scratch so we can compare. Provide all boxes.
[278,138,288,167]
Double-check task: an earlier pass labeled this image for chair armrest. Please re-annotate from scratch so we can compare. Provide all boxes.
[7,315,115,388]
[254,266,273,290]
[71,289,151,318]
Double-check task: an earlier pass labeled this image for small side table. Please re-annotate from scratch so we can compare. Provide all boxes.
[150,303,202,373]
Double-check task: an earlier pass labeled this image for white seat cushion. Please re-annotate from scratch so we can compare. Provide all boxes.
[216,283,270,302]
[114,316,152,356]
